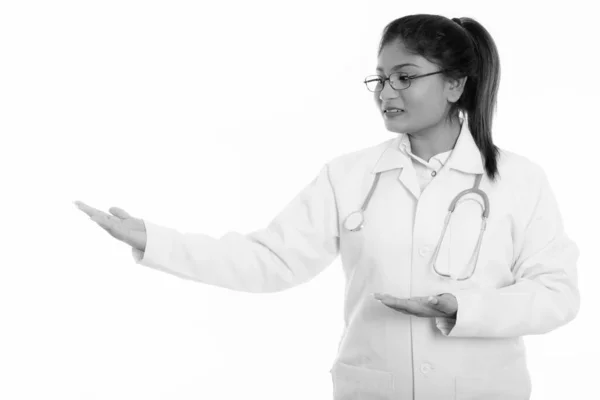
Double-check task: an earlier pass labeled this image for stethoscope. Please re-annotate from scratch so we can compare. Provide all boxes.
[343,171,490,281]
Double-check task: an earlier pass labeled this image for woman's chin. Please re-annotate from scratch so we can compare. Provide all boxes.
[383,117,408,131]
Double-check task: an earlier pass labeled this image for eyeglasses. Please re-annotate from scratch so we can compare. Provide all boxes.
[363,69,450,92]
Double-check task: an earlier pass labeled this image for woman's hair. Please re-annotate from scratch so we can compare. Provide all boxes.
[378,14,501,182]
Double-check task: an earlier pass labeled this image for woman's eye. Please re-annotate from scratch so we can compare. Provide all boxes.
[398,75,410,81]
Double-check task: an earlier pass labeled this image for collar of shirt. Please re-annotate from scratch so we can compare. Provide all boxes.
[398,118,462,169]
[371,116,485,176]
[399,134,452,169]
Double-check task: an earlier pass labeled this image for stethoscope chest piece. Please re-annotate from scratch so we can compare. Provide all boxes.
[344,172,382,232]
[344,211,364,232]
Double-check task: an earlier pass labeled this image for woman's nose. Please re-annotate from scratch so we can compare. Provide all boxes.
[378,80,400,100]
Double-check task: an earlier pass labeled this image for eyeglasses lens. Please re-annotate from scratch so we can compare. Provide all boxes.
[364,73,409,92]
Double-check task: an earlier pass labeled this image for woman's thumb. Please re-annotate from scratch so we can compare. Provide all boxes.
[109,207,133,220]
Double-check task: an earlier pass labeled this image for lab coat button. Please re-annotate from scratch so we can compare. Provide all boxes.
[419,246,431,257]
[431,170,437,177]
[420,363,433,374]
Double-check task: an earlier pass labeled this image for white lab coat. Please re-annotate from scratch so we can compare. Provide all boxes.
[132,120,579,400]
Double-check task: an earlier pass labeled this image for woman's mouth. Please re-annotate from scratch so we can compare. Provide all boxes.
[384,109,405,117]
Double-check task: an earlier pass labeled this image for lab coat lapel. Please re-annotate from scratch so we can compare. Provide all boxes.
[420,120,486,228]
[370,138,421,199]
[444,119,486,176]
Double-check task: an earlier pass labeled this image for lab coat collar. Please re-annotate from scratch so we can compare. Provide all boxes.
[371,117,485,175]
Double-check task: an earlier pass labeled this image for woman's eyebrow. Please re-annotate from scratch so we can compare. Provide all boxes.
[376,63,419,73]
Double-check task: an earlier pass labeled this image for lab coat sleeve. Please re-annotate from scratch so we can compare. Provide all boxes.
[438,164,580,338]
[130,164,340,293]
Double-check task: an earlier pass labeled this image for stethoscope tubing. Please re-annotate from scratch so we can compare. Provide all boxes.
[343,170,489,280]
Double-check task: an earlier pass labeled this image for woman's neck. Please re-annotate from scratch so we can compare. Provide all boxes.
[408,118,462,162]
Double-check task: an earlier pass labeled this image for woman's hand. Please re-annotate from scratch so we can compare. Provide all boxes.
[373,293,458,318]
[74,200,147,252]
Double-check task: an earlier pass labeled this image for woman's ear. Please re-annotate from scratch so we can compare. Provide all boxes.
[447,76,468,103]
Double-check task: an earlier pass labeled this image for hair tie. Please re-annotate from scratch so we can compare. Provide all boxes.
[452,18,464,28]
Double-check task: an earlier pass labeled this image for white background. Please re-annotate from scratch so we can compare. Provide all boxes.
[1,0,597,399]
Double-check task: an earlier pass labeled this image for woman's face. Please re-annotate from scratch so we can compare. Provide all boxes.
[374,39,459,135]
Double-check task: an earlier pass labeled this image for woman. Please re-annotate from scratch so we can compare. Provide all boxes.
[75,14,579,400]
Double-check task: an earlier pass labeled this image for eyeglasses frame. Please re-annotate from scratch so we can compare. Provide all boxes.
[364,69,453,92]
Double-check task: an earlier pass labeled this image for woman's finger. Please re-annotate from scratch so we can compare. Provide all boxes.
[428,294,457,316]
[429,297,449,311]
[74,201,110,220]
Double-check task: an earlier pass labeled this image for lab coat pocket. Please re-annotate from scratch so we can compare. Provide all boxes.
[455,365,532,400]
[330,361,394,400]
